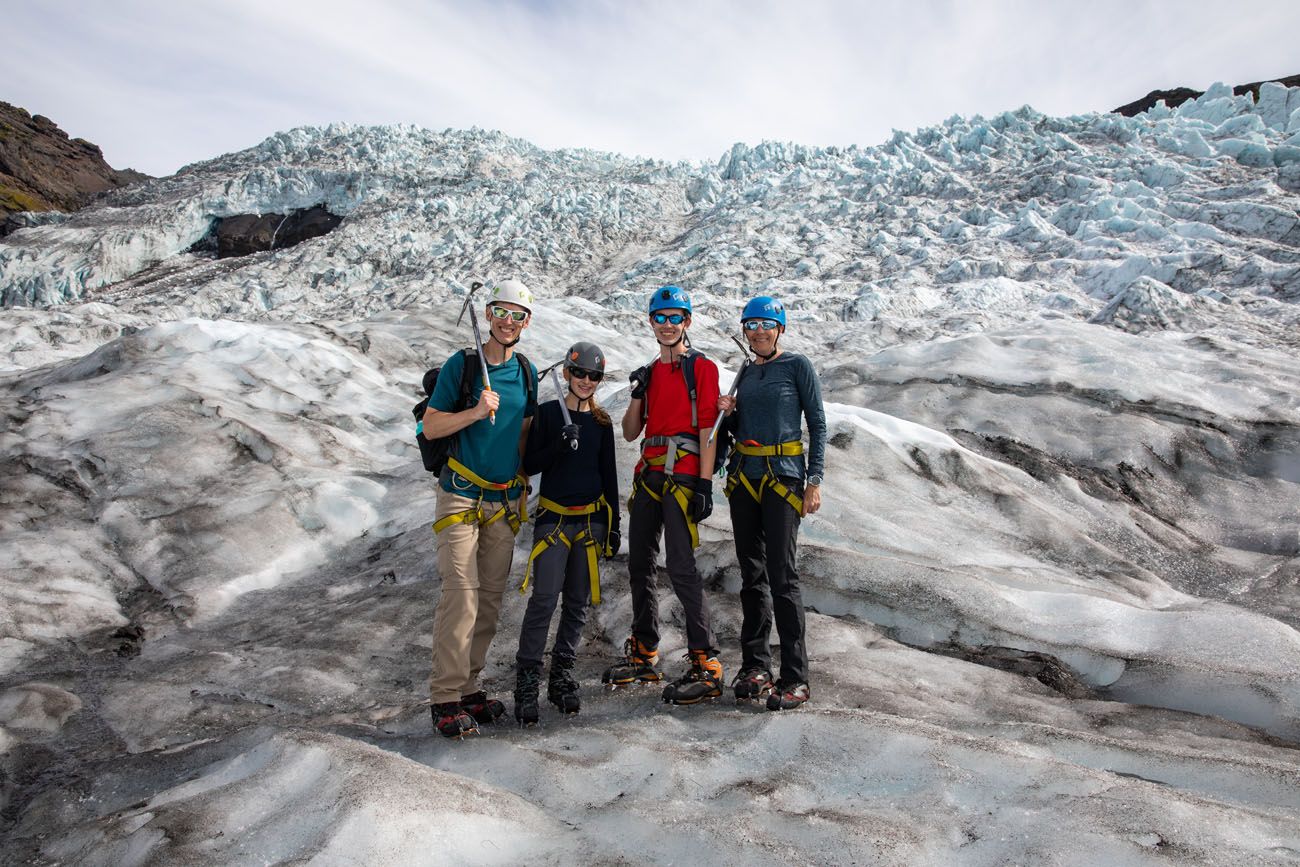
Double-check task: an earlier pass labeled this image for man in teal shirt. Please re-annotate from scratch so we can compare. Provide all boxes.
[421,278,538,737]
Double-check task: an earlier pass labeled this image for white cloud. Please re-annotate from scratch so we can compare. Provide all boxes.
[4,0,1299,176]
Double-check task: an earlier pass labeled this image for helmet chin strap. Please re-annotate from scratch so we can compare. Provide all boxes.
[753,334,780,360]
[566,382,591,411]
[491,332,521,349]
[656,332,685,348]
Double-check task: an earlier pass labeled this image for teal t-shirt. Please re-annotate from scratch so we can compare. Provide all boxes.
[430,350,536,501]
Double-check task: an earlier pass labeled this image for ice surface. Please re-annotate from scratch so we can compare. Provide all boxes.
[3,87,1300,864]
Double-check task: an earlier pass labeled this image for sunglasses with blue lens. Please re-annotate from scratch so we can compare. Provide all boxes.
[743,319,782,331]
[651,312,686,325]
[490,305,528,322]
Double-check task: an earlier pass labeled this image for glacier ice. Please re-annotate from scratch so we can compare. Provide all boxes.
[3,85,1300,865]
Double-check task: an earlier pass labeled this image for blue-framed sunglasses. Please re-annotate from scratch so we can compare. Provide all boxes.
[743,319,782,331]
[651,312,686,325]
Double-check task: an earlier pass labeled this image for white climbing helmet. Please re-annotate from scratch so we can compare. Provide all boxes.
[488,278,534,313]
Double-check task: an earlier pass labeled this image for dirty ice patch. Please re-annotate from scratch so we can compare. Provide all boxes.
[41,730,572,866]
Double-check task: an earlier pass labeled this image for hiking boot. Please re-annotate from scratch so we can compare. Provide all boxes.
[766,681,810,711]
[662,650,723,705]
[731,666,774,701]
[548,653,581,715]
[514,666,542,727]
[601,637,664,685]
[460,691,506,724]
[432,701,478,738]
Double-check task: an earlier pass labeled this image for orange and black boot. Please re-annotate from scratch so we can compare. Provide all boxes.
[662,650,723,705]
[601,637,664,685]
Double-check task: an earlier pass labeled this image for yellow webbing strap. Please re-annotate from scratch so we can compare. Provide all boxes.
[432,457,527,535]
[733,441,804,458]
[724,440,806,514]
[518,496,611,604]
[631,472,700,549]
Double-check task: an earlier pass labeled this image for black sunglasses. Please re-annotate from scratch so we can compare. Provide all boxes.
[569,367,604,382]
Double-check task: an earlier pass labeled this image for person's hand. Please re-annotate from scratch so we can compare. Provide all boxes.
[717,394,737,415]
[561,424,580,451]
[689,479,713,523]
[605,529,621,559]
[472,388,500,420]
[629,365,651,400]
[802,484,822,517]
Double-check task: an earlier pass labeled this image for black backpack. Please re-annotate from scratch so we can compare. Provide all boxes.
[641,349,737,475]
[413,348,537,474]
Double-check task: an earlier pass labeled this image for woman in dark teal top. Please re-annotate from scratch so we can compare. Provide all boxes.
[717,295,826,711]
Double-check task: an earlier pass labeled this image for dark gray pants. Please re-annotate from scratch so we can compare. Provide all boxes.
[515,519,604,670]
[729,478,807,684]
[627,471,717,655]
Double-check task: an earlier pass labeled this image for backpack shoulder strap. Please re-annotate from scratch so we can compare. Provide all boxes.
[682,349,703,430]
[457,348,479,411]
[514,351,537,415]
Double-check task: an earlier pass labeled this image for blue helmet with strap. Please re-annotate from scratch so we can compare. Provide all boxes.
[648,285,692,314]
[741,295,786,327]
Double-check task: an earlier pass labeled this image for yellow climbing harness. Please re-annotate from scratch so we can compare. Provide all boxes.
[519,495,614,604]
[724,440,805,514]
[431,456,528,535]
[630,434,704,548]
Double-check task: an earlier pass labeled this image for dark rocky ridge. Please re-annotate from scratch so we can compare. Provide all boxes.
[186,206,345,259]
[0,100,149,233]
[1113,73,1300,116]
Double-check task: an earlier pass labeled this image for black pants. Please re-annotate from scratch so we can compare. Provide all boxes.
[515,518,605,669]
[729,478,807,684]
[627,471,717,655]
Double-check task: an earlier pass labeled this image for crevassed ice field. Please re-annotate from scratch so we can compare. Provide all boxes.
[1,81,1299,865]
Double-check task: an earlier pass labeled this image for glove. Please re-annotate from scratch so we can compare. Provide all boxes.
[605,529,621,559]
[689,480,713,523]
[560,423,580,451]
[629,365,651,400]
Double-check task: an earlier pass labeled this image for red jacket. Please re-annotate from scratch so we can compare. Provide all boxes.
[636,355,719,478]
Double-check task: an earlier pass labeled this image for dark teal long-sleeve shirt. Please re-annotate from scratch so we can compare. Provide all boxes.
[727,352,826,482]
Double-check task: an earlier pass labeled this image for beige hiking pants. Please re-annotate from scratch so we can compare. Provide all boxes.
[429,490,520,704]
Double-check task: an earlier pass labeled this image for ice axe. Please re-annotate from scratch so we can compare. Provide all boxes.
[537,359,579,450]
[706,333,752,446]
[456,280,495,425]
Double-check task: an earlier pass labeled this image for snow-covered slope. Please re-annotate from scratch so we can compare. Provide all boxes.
[2,82,1300,865]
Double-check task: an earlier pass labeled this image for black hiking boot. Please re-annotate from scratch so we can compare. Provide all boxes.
[662,651,723,705]
[548,653,581,715]
[432,701,478,738]
[514,666,542,727]
[601,636,664,685]
[460,691,506,724]
[766,681,810,711]
[731,666,774,701]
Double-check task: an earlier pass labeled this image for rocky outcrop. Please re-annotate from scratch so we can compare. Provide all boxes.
[187,205,344,259]
[0,100,148,232]
[1113,73,1300,116]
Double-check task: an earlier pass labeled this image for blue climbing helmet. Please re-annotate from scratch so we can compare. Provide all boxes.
[648,285,692,315]
[741,295,786,327]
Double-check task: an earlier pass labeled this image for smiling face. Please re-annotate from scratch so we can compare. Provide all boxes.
[485,301,530,345]
[564,366,598,400]
[650,308,689,345]
[743,318,784,355]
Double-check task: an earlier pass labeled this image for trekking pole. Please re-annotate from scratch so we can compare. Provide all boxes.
[456,280,495,425]
[706,334,752,446]
[548,367,579,450]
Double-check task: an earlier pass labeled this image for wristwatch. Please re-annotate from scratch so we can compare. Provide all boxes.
[806,474,822,487]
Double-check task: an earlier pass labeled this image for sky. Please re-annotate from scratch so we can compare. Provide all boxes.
[5,0,1299,177]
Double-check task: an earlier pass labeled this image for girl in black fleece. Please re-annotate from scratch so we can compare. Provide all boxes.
[512,342,620,725]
